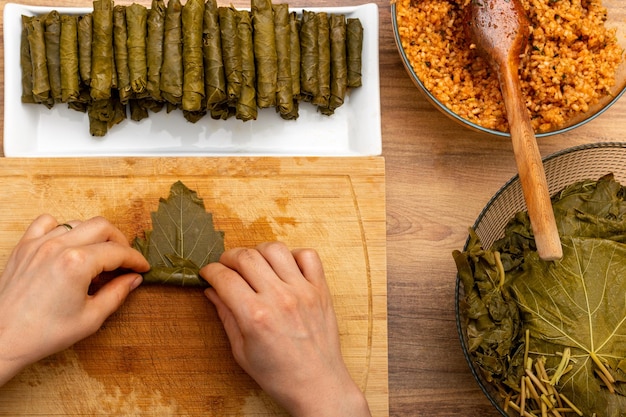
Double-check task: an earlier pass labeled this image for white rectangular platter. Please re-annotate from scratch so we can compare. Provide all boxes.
[3,2,381,156]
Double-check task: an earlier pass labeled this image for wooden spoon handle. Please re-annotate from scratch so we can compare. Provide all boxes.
[501,69,563,261]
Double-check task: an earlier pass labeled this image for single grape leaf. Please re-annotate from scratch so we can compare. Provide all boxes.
[510,236,626,416]
[133,181,224,287]
[551,174,626,243]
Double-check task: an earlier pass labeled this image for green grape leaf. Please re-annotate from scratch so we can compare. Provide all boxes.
[511,236,626,415]
[551,174,626,242]
[133,181,224,287]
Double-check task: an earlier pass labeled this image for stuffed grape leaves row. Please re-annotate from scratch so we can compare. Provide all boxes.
[19,0,364,136]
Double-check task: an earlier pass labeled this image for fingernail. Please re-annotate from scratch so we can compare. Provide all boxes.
[130,274,143,290]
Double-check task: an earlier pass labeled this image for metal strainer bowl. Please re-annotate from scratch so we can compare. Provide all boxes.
[455,142,626,415]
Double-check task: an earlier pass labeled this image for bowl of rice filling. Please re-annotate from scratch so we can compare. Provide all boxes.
[453,142,626,416]
[392,0,626,137]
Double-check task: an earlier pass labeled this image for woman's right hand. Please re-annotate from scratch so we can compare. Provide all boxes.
[200,242,371,417]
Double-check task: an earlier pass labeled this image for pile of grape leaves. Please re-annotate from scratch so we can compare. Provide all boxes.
[133,181,224,287]
[453,174,626,416]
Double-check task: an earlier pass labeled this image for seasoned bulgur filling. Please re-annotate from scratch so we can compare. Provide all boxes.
[395,0,624,133]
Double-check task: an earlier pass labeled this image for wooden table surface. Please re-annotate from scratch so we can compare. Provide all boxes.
[2,0,626,416]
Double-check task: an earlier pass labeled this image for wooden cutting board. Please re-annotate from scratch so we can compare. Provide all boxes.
[0,156,387,416]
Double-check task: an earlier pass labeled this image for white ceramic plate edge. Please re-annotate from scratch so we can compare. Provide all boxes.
[4,2,381,157]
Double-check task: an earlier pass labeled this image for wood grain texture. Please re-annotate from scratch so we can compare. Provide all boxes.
[0,157,387,416]
[3,0,626,416]
[380,1,626,415]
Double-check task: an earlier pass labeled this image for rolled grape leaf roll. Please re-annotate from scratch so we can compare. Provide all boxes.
[111,94,127,127]
[44,11,62,103]
[77,13,92,87]
[60,14,80,103]
[273,3,293,117]
[90,0,114,101]
[236,10,257,121]
[88,99,111,136]
[251,0,277,108]
[219,6,242,108]
[26,16,52,107]
[289,12,301,97]
[113,5,131,103]
[127,3,148,95]
[130,98,149,121]
[88,94,126,136]
[313,12,330,108]
[347,18,363,88]
[21,16,35,104]
[203,0,227,111]
[299,10,318,102]
[147,0,165,101]
[321,14,347,115]
[182,0,204,112]
[281,11,301,120]
[161,0,183,107]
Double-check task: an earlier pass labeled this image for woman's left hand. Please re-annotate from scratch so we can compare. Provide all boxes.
[0,214,149,386]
